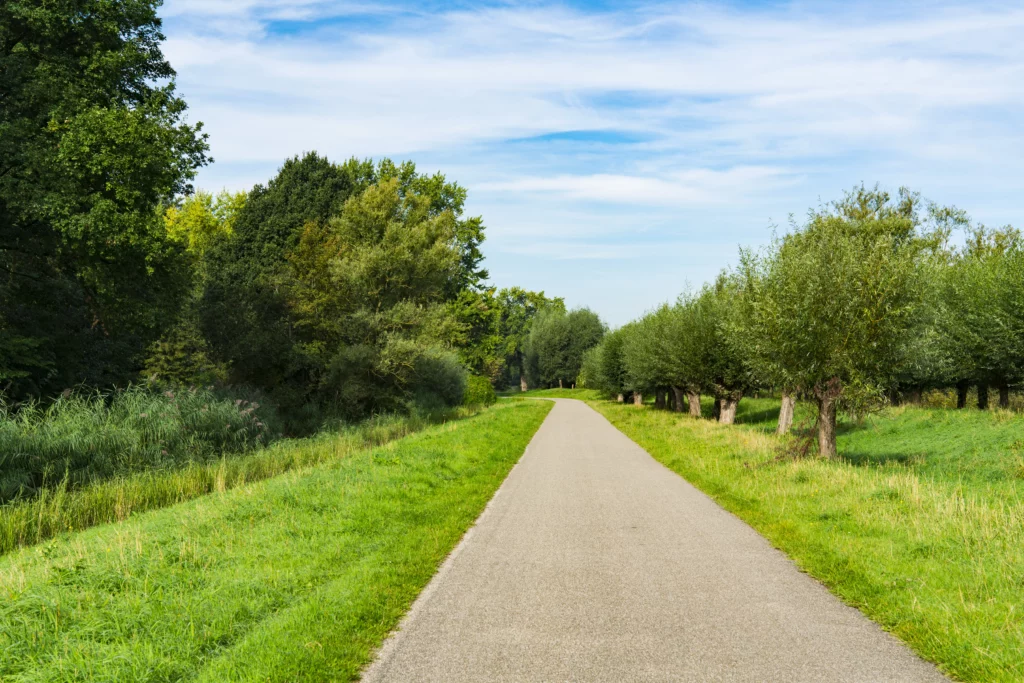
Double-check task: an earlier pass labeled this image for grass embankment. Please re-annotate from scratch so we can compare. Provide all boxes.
[0,399,551,682]
[592,397,1024,682]
[502,387,606,400]
[0,406,486,556]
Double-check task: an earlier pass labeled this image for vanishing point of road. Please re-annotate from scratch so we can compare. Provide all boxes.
[363,399,947,682]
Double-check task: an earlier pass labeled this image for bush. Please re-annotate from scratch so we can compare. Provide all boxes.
[410,349,468,413]
[463,375,497,406]
[0,385,281,502]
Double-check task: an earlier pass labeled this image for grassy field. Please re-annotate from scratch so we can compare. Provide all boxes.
[0,399,551,682]
[591,397,1024,682]
[0,407,485,556]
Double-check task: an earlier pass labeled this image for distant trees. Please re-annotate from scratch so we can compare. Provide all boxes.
[524,308,605,389]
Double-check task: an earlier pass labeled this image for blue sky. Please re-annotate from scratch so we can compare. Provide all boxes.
[159,0,1024,326]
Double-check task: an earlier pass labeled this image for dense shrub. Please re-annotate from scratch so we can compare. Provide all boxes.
[463,375,497,406]
[0,385,280,502]
[409,350,468,412]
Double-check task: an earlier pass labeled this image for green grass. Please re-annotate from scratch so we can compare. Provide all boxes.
[591,398,1024,682]
[0,407,485,557]
[502,387,606,400]
[0,399,552,682]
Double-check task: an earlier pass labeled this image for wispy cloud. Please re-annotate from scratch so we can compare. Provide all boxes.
[160,1,1024,324]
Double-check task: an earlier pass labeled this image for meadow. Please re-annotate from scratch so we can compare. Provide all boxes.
[0,399,552,682]
[580,395,1024,682]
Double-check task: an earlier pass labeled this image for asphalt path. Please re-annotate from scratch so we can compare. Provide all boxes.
[362,398,947,682]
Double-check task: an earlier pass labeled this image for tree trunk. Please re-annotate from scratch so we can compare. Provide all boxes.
[520,374,528,392]
[907,387,923,405]
[719,396,739,425]
[956,381,969,409]
[711,397,721,421]
[687,392,701,417]
[654,389,666,410]
[558,378,563,389]
[632,392,643,406]
[999,383,1010,409]
[978,384,989,410]
[671,386,686,413]
[777,391,795,435]
[572,383,576,390]
[616,393,624,403]
[814,378,842,458]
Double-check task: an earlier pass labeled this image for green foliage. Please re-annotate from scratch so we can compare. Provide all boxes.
[0,385,279,503]
[936,225,1024,393]
[524,307,605,388]
[732,186,931,451]
[582,327,630,397]
[141,316,227,387]
[495,287,565,388]
[0,0,209,399]
[198,156,491,424]
[164,190,245,255]
[463,375,497,406]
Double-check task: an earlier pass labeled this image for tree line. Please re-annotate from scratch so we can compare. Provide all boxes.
[0,0,566,433]
[583,187,1023,457]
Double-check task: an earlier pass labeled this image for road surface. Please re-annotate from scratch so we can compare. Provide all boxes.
[362,399,947,682]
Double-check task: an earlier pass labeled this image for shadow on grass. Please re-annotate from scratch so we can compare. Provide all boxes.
[840,450,924,468]
[735,407,781,426]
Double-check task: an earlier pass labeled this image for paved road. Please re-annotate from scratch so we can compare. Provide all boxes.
[362,399,947,682]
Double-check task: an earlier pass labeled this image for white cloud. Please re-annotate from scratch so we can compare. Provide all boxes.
[158,1,1024,324]
[477,167,798,206]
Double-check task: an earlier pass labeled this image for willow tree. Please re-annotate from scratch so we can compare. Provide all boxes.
[621,306,673,407]
[938,225,1024,408]
[732,249,799,433]
[660,292,718,417]
[757,187,926,457]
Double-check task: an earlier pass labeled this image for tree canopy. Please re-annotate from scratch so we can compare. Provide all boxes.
[0,0,209,397]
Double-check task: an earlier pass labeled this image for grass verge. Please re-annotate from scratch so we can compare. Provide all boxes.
[0,407,485,557]
[502,387,606,400]
[0,399,552,683]
[592,398,1024,682]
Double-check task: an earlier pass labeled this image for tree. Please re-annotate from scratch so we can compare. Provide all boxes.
[1,0,209,398]
[524,308,605,388]
[495,288,564,390]
[164,190,246,256]
[744,187,927,457]
[280,176,474,417]
[583,327,630,401]
[937,225,1024,409]
[621,307,672,408]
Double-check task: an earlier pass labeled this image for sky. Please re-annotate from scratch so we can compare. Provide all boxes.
[159,0,1024,327]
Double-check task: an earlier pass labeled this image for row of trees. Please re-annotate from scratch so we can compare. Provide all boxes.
[584,187,1022,457]
[0,0,565,433]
